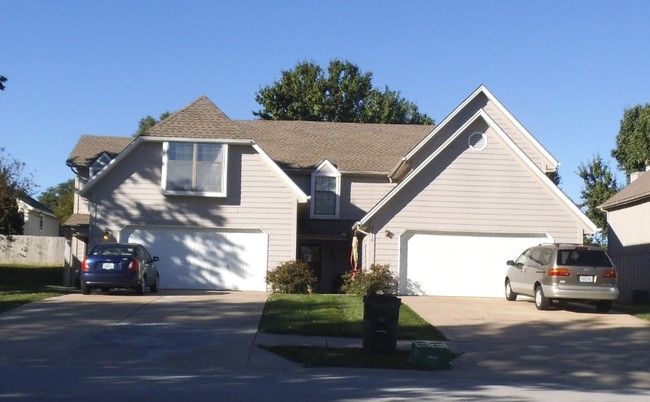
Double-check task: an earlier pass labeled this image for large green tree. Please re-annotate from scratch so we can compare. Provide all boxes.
[0,148,35,236]
[577,154,619,246]
[611,104,650,179]
[254,59,433,125]
[39,179,74,224]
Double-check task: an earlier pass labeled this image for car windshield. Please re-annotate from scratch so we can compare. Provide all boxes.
[557,249,613,267]
[91,245,135,257]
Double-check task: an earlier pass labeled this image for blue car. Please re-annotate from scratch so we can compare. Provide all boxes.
[80,243,160,295]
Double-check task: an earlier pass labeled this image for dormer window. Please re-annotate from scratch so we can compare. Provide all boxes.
[90,153,112,177]
[162,142,228,197]
[310,160,340,219]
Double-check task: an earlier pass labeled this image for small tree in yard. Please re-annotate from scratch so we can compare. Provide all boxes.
[341,264,398,296]
[266,260,318,294]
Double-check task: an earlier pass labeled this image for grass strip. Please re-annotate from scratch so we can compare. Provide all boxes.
[259,293,446,340]
[0,265,68,314]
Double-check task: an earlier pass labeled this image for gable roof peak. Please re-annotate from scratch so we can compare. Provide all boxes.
[145,95,243,139]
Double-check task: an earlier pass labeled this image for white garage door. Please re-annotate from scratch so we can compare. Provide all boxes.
[402,231,551,297]
[121,226,268,291]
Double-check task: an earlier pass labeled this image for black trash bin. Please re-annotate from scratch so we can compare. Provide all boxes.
[362,294,401,354]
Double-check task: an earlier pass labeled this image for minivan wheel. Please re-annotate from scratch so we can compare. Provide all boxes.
[505,280,517,301]
[535,286,550,310]
[595,300,612,313]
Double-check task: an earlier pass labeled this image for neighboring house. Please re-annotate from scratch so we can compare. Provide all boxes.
[17,194,59,236]
[63,85,596,296]
[601,164,650,304]
[62,135,133,286]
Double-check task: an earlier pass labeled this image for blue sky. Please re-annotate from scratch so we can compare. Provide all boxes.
[1,0,649,205]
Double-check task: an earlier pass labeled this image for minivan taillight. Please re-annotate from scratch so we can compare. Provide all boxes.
[128,258,140,272]
[81,258,90,271]
[548,268,571,277]
[603,269,617,279]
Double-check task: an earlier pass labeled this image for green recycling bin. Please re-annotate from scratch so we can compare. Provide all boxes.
[362,294,401,354]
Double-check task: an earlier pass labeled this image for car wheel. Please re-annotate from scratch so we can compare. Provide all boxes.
[595,300,612,313]
[81,282,91,295]
[534,285,550,310]
[150,275,159,293]
[505,279,517,301]
[136,279,146,295]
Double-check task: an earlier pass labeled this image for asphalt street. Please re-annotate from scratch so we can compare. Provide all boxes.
[0,291,649,401]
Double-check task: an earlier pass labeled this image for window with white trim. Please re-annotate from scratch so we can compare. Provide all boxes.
[162,142,227,196]
[310,160,340,219]
[90,153,111,177]
[468,131,487,151]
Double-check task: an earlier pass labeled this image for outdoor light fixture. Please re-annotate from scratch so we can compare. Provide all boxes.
[102,230,112,241]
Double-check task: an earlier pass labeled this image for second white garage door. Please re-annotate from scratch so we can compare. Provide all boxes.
[401,231,551,297]
[121,226,268,291]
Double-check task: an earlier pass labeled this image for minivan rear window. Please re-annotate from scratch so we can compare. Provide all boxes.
[557,250,613,267]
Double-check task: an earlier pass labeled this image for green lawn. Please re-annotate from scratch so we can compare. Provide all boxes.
[258,293,447,340]
[258,293,449,369]
[614,303,650,320]
[0,265,69,314]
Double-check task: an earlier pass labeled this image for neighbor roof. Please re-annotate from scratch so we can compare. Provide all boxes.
[601,171,650,210]
[17,193,55,217]
[66,135,133,167]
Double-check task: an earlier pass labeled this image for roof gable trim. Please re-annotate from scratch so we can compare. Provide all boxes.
[251,142,309,203]
[358,109,596,232]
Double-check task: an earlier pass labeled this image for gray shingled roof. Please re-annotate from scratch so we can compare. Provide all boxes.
[17,193,55,215]
[63,213,90,227]
[145,96,245,139]
[601,171,650,210]
[239,120,433,172]
[67,96,434,173]
[66,135,133,167]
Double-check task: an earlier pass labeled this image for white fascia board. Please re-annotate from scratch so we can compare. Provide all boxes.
[79,136,253,196]
[79,136,141,196]
[401,85,557,171]
[252,142,309,203]
[359,109,484,228]
[359,109,596,233]
[401,85,486,162]
[480,111,596,232]
[479,85,558,169]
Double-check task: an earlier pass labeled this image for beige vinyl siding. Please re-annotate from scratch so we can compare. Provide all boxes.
[482,100,555,172]
[606,202,650,303]
[86,142,298,273]
[365,125,584,270]
[342,176,394,220]
[406,95,488,172]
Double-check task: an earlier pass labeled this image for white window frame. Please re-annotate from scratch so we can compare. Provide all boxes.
[310,160,341,219]
[90,153,112,177]
[161,142,228,197]
[468,131,487,151]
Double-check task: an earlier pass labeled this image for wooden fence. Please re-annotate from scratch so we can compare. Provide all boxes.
[0,235,65,266]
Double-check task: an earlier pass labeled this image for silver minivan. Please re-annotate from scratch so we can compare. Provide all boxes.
[504,243,619,312]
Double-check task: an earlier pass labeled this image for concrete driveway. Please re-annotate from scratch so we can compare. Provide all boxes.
[1,292,650,401]
[402,296,650,390]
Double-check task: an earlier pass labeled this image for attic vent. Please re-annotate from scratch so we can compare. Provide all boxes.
[468,132,487,151]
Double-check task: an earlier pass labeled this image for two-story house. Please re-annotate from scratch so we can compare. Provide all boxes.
[63,86,595,296]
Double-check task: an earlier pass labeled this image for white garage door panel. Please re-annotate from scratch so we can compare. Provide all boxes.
[122,227,268,291]
[405,232,551,297]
